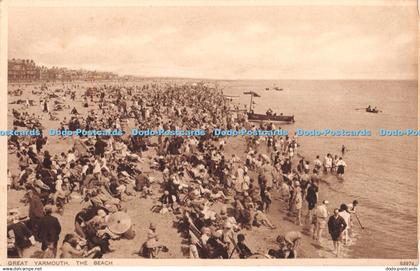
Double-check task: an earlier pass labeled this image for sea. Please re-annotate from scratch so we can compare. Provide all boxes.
[221,80,418,259]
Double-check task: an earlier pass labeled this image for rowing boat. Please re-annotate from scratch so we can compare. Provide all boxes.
[366,108,379,113]
[247,112,295,123]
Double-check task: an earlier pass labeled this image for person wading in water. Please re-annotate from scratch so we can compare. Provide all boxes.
[328,208,347,257]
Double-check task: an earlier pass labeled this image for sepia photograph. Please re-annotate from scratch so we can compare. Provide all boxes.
[2,0,418,266]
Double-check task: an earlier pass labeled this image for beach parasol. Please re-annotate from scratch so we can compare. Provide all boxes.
[243,91,261,112]
[243,91,261,97]
[106,211,132,234]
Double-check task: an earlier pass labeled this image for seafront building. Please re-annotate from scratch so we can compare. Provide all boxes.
[8,58,120,82]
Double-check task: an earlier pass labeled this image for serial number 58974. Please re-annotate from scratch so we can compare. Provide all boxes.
[400,260,416,266]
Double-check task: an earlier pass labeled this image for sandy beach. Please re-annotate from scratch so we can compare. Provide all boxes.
[7,81,344,259]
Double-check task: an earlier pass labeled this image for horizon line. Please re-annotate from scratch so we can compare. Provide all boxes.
[9,58,416,81]
[123,76,417,81]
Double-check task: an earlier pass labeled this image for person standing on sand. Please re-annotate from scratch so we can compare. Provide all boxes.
[39,206,62,257]
[262,187,272,213]
[43,99,49,113]
[145,223,159,258]
[27,190,44,241]
[328,208,347,257]
[288,180,297,215]
[94,137,107,157]
[313,156,322,172]
[293,181,303,226]
[305,179,318,224]
[288,144,294,159]
[188,235,200,259]
[314,200,329,243]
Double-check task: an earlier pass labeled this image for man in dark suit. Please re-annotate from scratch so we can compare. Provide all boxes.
[39,206,61,257]
[27,190,44,241]
[94,137,107,156]
[327,208,347,257]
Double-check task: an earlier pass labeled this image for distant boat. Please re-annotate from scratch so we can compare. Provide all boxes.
[247,112,295,123]
[223,95,239,98]
[223,95,240,100]
[265,87,270,91]
[243,91,295,123]
[366,107,380,113]
[229,109,248,113]
[274,87,283,91]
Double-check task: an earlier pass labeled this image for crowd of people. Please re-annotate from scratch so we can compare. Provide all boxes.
[7,81,358,259]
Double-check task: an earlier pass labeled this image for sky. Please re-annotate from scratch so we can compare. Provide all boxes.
[7,2,418,79]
